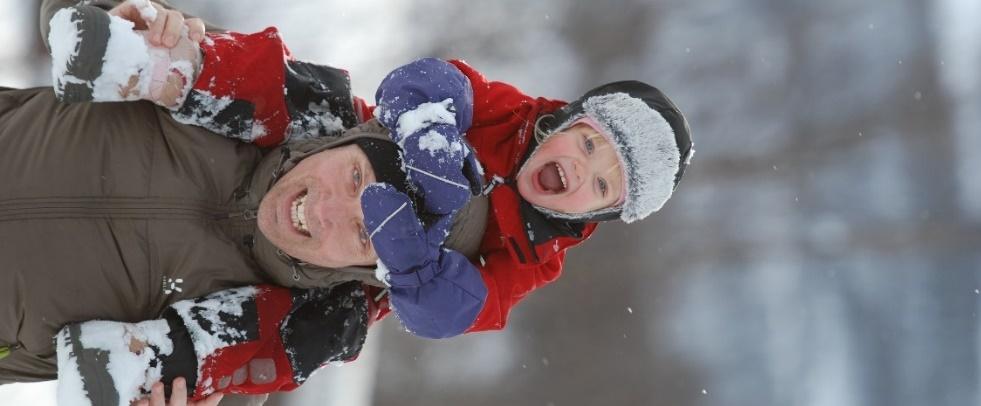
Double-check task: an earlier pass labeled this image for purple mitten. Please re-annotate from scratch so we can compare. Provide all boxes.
[361,183,487,338]
[374,58,473,134]
[374,58,482,215]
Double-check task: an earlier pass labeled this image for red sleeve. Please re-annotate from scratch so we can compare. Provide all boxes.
[181,28,360,148]
[190,29,294,147]
[464,249,565,333]
[190,286,300,398]
[447,60,536,129]
[447,59,566,176]
[353,96,375,124]
[185,284,369,399]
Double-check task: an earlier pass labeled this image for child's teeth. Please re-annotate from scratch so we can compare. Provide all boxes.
[556,164,567,190]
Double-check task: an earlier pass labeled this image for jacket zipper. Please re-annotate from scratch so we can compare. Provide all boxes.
[276,249,302,281]
[0,195,262,225]
[481,176,507,196]
[216,208,258,221]
[0,198,245,221]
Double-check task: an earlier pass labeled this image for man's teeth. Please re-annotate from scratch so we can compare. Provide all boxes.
[291,194,309,234]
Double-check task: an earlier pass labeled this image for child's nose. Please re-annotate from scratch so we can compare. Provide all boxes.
[572,159,586,187]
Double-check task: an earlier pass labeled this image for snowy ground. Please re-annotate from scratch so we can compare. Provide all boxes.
[0,381,58,406]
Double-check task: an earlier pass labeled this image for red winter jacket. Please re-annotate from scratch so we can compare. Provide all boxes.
[353,60,599,333]
[445,60,599,332]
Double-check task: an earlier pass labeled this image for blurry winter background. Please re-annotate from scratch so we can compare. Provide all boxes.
[1,0,980,405]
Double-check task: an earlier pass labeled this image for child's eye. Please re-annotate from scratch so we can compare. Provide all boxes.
[584,136,595,154]
[353,167,362,188]
[597,177,608,197]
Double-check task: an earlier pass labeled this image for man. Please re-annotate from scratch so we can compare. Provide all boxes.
[0,1,485,404]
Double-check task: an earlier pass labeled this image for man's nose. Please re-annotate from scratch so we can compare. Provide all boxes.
[320,192,363,223]
[343,193,364,222]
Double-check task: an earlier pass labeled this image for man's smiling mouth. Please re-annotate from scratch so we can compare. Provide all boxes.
[290,191,311,236]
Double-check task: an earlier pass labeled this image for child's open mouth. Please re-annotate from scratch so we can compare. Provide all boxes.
[537,162,567,193]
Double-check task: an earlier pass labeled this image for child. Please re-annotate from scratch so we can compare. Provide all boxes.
[364,58,694,339]
[47,1,693,402]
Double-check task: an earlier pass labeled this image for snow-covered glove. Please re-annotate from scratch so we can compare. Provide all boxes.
[56,318,190,406]
[164,284,367,398]
[374,58,483,215]
[55,284,369,406]
[361,183,487,338]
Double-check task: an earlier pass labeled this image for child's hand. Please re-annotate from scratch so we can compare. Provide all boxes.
[360,182,487,338]
[399,123,479,216]
[373,58,482,215]
[361,183,454,276]
[374,58,473,136]
[132,378,224,406]
[109,0,206,47]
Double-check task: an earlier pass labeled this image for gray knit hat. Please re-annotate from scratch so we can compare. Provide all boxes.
[534,81,694,224]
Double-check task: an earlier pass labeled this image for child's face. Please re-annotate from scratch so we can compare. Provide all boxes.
[516,123,625,214]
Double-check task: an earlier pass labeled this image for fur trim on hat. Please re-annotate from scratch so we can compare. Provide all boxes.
[537,92,681,224]
[585,93,680,223]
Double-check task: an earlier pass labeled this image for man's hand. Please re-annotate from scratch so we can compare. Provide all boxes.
[109,0,205,47]
[132,378,224,406]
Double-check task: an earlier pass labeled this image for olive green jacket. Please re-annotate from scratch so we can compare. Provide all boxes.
[1,0,487,383]
[0,0,312,382]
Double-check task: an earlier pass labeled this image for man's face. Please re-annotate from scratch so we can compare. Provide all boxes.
[258,144,377,268]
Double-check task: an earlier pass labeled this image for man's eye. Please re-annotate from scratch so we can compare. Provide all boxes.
[598,177,608,197]
[353,167,362,188]
[584,137,595,154]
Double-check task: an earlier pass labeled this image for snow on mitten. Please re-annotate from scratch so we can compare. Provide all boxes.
[373,58,481,215]
[56,319,176,406]
[400,122,479,215]
[373,58,473,135]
